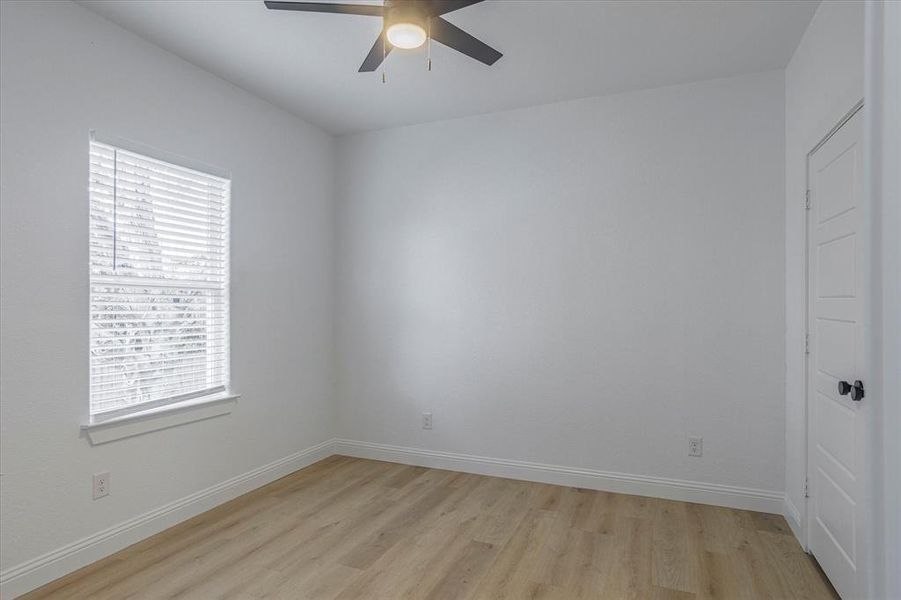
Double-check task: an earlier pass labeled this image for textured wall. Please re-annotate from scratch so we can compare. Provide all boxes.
[0,0,336,572]
[335,71,786,493]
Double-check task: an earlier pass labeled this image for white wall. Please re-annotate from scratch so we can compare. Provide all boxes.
[335,72,786,495]
[783,0,864,540]
[0,0,336,587]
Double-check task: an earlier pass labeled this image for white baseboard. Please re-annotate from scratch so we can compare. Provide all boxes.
[783,495,806,548]
[334,439,784,514]
[0,438,337,599]
[2,437,786,598]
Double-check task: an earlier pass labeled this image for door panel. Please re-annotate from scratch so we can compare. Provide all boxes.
[807,106,868,600]
[816,146,857,222]
[815,467,856,564]
[816,319,855,378]
[817,234,856,298]
[815,391,855,475]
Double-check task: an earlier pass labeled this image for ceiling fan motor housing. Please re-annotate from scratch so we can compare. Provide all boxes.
[384,0,430,31]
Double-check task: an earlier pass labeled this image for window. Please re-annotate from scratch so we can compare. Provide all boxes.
[89,139,230,418]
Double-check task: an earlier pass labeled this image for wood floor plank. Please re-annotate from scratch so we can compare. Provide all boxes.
[469,508,559,599]
[652,499,700,594]
[601,515,654,599]
[21,457,838,600]
[423,540,498,600]
[334,478,487,599]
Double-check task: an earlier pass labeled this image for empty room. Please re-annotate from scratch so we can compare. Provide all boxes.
[0,0,898,598]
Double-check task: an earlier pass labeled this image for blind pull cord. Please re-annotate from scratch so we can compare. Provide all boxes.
[112,148,118,271]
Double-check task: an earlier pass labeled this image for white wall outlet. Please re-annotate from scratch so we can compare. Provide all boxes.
[422,412,433,430]
[688,436,703,457]
[93,472,110,499]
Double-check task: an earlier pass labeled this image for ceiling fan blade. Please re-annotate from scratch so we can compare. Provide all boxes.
[429,17,502,65]
[427,0,484,16]
[263,1,384,16]
[359,32,392,72]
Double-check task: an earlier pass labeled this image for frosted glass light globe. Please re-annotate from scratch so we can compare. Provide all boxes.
[386,22,427,49]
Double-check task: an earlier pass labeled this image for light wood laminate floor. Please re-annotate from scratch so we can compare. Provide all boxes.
[24,456,838,599]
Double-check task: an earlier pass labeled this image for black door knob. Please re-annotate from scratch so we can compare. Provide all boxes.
[838,380,852,396]
[851,380,865,401]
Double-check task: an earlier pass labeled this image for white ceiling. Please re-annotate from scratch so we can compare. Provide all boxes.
[78,0,818,135]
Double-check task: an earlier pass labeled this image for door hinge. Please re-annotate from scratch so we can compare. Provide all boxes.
[805,189,811,210]
[804,477,810,498]
[805,333,810,355]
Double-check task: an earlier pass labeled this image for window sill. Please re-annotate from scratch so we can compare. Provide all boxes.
[82,393,239,445]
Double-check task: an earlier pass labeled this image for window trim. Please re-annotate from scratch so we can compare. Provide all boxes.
[82,392,239,445]
[86,131,235,428]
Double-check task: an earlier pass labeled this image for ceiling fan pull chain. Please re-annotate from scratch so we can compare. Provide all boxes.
[427,18,432,71]
[382,32,387,83]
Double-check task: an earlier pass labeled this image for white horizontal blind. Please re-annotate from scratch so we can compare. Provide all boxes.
[89,140,230,417]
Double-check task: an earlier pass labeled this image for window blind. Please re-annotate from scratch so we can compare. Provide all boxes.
[89,140,230,417]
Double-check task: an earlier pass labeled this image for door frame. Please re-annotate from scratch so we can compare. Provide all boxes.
[803,99,869,594]
[865,2,901,596]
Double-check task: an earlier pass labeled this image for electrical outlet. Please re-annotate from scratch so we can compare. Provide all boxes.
[688,436,703,457]
[93,472,110,499]
[422,412,433,430]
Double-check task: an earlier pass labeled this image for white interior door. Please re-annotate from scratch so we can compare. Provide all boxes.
[807,106,870,600]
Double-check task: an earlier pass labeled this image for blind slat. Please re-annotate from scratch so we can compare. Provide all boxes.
[91,329,227,340]
[90,204,226,235]
[90,194,227,226]
[89,242,227,263]
[92,375,228,399]
[92,351,227,368]
[91,186,227,217]
[90,238,228,258]
[90,264,226,281]
[90,176,227,207]
[91,148,229,190]
[92,379,226,403]
[91,365,227,390]
[90,322,227,332]
[93,221,226,245]
[91,338,228,354]
[91,274,226,289]
[91,307,229,321]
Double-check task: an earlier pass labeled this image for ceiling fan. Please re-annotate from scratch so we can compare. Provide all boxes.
[264,0,502,72]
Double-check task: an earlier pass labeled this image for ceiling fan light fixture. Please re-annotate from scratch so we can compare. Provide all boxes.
[386,22,427,49]
[264,1,503,71]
